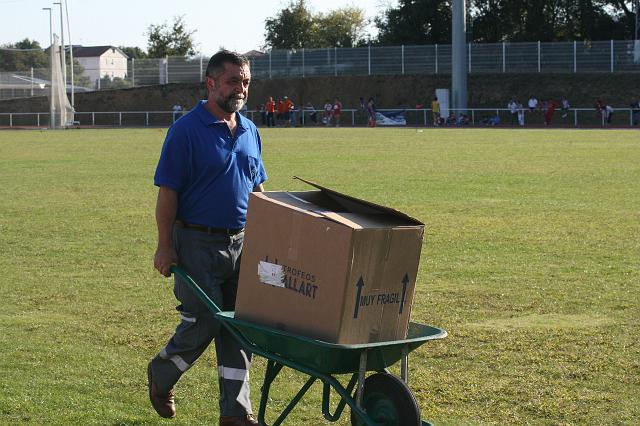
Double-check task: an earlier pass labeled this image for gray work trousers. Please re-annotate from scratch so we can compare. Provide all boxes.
[150,225,252,417]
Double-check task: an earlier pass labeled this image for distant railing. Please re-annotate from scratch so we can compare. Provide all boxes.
[2,107,639,128]
[127,40,640,86]
[2,40,640,101]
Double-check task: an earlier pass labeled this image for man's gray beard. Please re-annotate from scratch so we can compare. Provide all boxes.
[218,96,245,113]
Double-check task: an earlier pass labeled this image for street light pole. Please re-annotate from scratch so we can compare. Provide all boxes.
[42,7,52,46]
[64,0,74,107]
[54,2,67,93]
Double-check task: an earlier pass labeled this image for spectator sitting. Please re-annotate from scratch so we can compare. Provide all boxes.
[482,115,501,126]
[446,112,457,126]
[457,113,470,126]
[304,102,317,125]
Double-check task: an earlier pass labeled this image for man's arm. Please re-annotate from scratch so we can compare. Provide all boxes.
[154,186,178,277]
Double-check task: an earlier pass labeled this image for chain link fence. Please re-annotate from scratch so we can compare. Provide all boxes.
[2,40,640,101]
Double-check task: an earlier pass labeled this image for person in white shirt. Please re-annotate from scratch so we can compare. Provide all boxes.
[507,98,518,124]
[171,103,183,123]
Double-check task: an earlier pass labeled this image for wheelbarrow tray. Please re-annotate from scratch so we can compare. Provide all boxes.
[217,311,446,375]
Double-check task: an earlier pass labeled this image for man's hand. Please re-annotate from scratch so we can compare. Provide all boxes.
[154,245,178,277]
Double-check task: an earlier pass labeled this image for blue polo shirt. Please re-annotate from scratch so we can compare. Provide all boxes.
[154,100,267,228]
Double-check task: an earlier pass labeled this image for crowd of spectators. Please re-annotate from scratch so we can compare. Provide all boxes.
[240,94,640,128]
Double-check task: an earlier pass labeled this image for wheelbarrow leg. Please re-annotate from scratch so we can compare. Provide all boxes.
[258,359,317,426]
[321,373,358,421]
[258,360,283,426]
[401,345,409,384]
[272,376,316,426]
[356,349,368,409]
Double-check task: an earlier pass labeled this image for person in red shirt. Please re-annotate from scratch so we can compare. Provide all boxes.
[544,99,557,126]
[265,96,275,127]
[283,96,294,127]
[332,98,342,127]
[276,98,286,126]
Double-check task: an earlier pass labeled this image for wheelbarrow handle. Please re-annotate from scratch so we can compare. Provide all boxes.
[169,265,223,314]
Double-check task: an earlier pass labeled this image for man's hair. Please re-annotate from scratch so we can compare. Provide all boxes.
[205,50,250,79]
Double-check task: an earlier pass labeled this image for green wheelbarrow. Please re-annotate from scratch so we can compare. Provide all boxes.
[171,265,447,426]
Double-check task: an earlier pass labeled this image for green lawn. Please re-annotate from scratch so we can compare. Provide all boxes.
[1,128,638,425]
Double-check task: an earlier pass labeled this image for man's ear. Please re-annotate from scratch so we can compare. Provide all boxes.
[206,76,215,91]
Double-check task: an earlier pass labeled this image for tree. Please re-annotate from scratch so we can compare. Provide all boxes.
[263,0,368,49]
[264,0,316,49]
[119,46,148,59]
[98,75,132,90]
[373,0,636,45]
[374,0,453,45]
[468,0,629,42]
[0,39,48,71]
[315,7,368,47]
[146,15,196,57]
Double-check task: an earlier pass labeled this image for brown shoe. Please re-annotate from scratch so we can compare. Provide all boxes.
[219,414,259,425]
[147,362,176,418]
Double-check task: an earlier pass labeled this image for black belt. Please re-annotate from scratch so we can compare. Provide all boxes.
[175,220,244,235]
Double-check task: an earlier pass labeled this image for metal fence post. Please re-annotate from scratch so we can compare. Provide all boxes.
[146,112,149,126]
[610,40,614,72]
[537,41,541,72]
[574,109,577,127]
[37,113,40,127]
[119,112,122,127]
[165,56,169,84]
[92,112,95,126]
[368,45,371,75]
[9,113,12,127]
[573,41,577,73]
[502,42,506,72]
[402,45,405,75]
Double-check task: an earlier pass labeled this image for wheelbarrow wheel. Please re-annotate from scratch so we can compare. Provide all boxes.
[350,372,421,426]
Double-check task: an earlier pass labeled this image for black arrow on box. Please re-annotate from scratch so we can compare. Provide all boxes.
[400,273,409,314]
[353,276,365,319]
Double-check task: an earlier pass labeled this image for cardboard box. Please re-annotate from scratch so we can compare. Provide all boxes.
[235,178,424,344]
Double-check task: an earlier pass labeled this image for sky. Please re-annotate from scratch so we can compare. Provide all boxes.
[1,0,397,55]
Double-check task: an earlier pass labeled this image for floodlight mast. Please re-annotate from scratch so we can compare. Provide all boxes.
[42,7,52,45]
[451,0,468,114]
[54,2,67,94]
[64,0,74,107]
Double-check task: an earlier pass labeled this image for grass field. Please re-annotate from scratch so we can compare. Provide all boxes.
[1,127,638,425]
